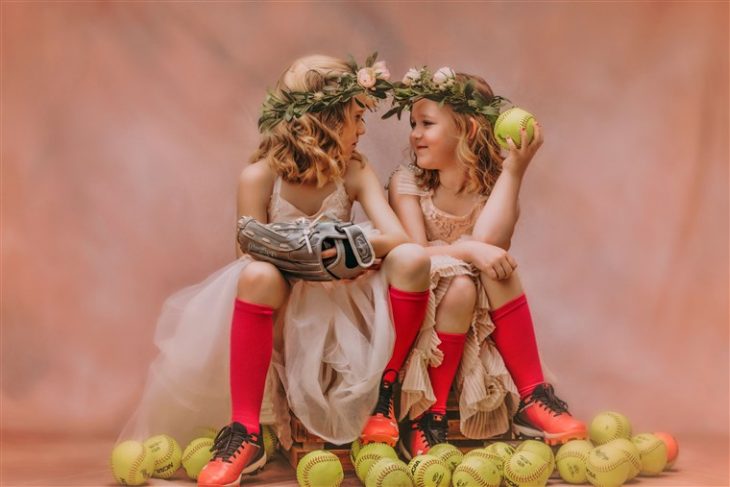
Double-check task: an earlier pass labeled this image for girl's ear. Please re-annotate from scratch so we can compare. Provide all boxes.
[468,117,479,140]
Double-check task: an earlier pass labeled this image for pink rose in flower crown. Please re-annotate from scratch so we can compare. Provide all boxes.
[357,67,377,88]
[372,61,391,81]
[402,68,421,86]
[433,67,456,87]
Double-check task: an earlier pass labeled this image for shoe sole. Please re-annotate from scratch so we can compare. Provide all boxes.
[513,425,588,446]
[198,454,267,487]
[360,433,398,447]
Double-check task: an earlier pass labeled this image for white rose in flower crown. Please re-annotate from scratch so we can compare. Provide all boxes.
[357,67,377,88]
[433,67,456,86]
[402,68,421,86]
[372,61,391,81]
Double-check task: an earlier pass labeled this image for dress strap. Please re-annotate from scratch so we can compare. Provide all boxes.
[272,176,283,196]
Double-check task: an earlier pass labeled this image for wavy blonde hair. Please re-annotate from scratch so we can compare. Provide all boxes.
[250,55,364,187]
[412,73,504,196]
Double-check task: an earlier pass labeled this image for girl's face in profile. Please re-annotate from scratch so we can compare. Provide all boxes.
[340,97,367,160]
[410,99,460,171]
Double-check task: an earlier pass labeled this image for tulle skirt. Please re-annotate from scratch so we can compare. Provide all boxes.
[118,255,393,449]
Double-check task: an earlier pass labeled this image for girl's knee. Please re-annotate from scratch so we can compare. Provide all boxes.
[442,275,477,310]
[385,243,430,282]
[237,261,288,306]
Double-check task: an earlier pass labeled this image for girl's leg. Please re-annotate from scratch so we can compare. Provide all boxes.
[401,275,475,458]
[481,270,587,445]
[199,262,289,487]
[361,244,430,446]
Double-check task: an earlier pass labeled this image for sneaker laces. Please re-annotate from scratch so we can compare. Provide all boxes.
[373,372,396,416]
[210,423,253,463]
[416,412,448,447]
[524,383,569,416]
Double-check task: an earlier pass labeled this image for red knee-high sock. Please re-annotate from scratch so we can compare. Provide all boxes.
[230,298,273,434]
[489,294,544,398]
[383,286,429,383]
[427,331,467,415]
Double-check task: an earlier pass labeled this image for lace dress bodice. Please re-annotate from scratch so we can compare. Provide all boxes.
[390,166,486,244]
[267,176,353,223]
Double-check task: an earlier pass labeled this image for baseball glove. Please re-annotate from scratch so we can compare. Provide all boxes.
[236,215,376,281]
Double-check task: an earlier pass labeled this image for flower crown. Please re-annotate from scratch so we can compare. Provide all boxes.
[258,53,393,132]
[382,66,509,125]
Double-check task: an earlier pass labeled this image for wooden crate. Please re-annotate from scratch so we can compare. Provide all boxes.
[282,389,513,472]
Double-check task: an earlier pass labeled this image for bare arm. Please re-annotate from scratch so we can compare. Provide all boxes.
[349,162,408,257]
[472,122,544,249]
[388,171,472,261]
[388,170,516,279]
[235,163,275,258]
[470,170,524,250]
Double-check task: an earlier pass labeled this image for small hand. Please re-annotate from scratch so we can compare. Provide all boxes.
[459,241,517,280]
[322,247,337,259]
[502,121,544,175]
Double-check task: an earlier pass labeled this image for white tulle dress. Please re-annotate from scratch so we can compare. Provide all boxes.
[118,176,394,449]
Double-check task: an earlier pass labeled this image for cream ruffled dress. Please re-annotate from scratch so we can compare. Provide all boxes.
[118,176,394,449]
[392,165,521,439]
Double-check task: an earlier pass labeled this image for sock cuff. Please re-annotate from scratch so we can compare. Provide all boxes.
[234,298,274,315]
[388,285,430,301]
[490,293,528,321]
[436,331,467,345]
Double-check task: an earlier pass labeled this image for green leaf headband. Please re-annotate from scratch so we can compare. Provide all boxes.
[258,52,393,133]
[382,66,509,126]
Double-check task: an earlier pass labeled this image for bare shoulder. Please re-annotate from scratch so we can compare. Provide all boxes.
[238,161,276,192]
[344,158,380,197]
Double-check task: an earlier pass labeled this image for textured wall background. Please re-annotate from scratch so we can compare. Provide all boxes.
[2,1,728,453]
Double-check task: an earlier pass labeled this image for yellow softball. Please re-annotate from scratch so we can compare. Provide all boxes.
[464,448,506,474]
[484,441,515,464]
[515,439,555,473]
[589,411,632,445]
[408,454,451,487]
[143,434,182,479]
[452,456,501,487]
[503,450,551,487]
[261,425,279,462]
[428,443,464,471]
[181,437,214,480]
[354,442,398,481]
[296,450,344,487]
[365,458,412,487]
[605,438,641,479]
[631,433,667,476]
[110,440,154,486]
[585,445,630,487]
[555,439,593,484]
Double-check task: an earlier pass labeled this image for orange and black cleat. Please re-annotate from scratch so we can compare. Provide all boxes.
[360,373,399,446]
[398,411,448,460]
[197,422,266,487]
[513,383,587,446]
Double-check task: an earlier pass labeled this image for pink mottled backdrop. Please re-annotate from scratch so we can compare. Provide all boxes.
[2,0,727,463]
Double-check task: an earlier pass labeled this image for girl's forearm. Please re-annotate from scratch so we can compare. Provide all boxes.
[471,168,524,249]
[369,233,410,258]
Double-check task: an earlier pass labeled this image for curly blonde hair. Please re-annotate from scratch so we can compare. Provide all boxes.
[412,73,504,196]
[250,55,364,187]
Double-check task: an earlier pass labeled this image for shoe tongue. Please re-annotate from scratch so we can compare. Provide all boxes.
[231,422,248,434]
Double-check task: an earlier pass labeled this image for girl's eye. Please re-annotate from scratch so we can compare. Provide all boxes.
[423,120,434,126]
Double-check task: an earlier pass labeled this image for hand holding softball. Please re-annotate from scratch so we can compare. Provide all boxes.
[495,107,544,176]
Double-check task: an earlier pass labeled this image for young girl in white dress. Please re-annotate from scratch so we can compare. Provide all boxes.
[385,67,587,458]
[118,54,431,487]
